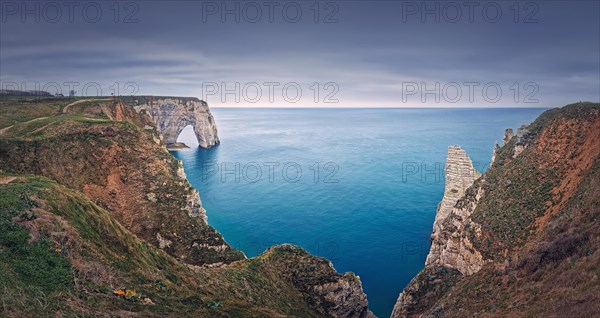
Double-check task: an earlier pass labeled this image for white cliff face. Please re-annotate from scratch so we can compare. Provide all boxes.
[425,127,531,277]
[425,146,482,275]
[426,187,485,276]
[392,146,485,318]
[425,146,481,265]
[492,128,514,165]
[513,124,531,158]
[185,188,208,223]
[429,146,481,238]
[426,146,483,275]
[503,128,514,145]
[173,159,209,222]
[134,97,219,148]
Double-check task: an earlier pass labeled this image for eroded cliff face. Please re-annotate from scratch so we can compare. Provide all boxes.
[130,97,220,148]
[254,244,376,318]
[513,124,531,158]
[426,146,482,273]
[0,99,241,266]
[392,103,600,318]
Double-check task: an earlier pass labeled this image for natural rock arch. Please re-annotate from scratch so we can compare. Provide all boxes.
[176,124,199,147]
[133,97,220,148]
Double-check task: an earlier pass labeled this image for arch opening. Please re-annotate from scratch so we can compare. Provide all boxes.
[175,125,199,148]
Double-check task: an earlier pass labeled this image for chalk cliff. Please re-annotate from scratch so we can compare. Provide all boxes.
[425,146,483,275]
[130,97,220,148]
[392,146,484,317]
[427,146,481,268]
[392,103,600,318]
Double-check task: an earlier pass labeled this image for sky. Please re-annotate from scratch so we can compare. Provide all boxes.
[1,0,599,107]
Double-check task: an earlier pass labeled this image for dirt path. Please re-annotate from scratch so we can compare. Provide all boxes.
[0,117,48,136]
[62,98,111,114]
[0,176,17,184]
[0,99,112,136]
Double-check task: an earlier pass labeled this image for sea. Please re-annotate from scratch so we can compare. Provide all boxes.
[171,107,546,317]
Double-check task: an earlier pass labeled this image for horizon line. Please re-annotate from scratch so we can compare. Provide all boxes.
[210,105,554,109]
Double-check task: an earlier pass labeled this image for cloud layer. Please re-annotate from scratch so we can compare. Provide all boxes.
[1,1,598,107]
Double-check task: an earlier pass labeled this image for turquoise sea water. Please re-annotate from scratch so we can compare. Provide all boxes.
[171,108,546,317]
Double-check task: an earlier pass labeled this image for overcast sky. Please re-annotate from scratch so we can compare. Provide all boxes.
[1,0,599,107]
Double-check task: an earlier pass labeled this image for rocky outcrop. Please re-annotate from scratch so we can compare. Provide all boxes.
[392,146,483,318]
[513,124,531,157]
[428,146,481,245]
[426,188,485,276]
[503,128,514,145]
[259,244,375,318]
[311,275,375,318]
[426,146,482,273]
[492,128,515,165]
[492,125,532,163]
[132,97,219,148]
[175,159,209,222]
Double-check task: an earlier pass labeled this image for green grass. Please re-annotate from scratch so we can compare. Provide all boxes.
[0,175,201,315]
[468,103,600,261]
[1,115,118,139]
[0,100,65,129]
[0,176,73,295]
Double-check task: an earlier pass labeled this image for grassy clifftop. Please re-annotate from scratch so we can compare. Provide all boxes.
[470,103,600,260]
[0,174,196,316]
